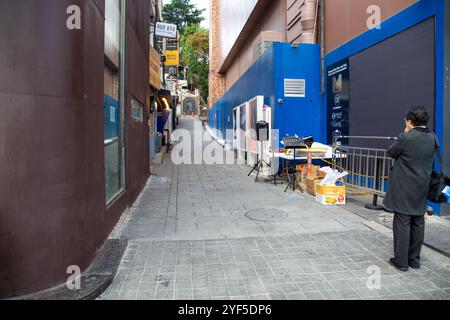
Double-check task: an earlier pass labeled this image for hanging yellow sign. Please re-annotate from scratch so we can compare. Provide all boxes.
[165,50,179,66]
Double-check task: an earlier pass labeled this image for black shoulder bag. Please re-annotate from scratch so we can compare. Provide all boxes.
[428,134,448,203]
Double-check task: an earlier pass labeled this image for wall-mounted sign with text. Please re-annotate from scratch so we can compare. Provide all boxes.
[155,22,177,39]
[327,59,350,145]
[149,47,161,90]
[165,50,179,66]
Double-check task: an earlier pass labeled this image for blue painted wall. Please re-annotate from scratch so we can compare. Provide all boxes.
[209,0,446,214]
[209,42,321,147]
[273,43,321,146]
[157,110,171,135]
[209,44,275,140]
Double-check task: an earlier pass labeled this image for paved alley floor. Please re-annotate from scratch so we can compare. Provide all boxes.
[99,117,450,300]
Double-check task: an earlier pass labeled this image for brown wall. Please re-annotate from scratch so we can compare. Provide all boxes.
[124,0,150,204]
[224,0,287,91]
[287,0,304,43]
[210,0,285,106]
[324,0,418,53]
[0,0,150,298]
[209,0,418,107]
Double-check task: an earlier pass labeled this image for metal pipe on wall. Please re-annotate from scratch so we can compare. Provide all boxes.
[320,0,325,95]
[444,0,450,175]
[119,0,127,192]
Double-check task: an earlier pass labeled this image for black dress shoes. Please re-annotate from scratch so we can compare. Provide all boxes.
[389,258,408,272]
[408,261,421,269]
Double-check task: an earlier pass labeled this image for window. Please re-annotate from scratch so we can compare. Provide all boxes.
[104,0,125,202]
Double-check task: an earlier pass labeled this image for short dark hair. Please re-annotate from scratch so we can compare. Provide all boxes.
[405,105,429,127]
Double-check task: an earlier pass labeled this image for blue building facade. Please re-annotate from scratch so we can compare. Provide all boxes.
[209,0,448,214]
[324,0,448,214]
[209,43,322,148]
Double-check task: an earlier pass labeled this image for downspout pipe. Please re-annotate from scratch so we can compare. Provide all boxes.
[320,0,325,95]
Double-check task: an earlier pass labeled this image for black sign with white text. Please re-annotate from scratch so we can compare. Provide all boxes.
[327,59,350,145]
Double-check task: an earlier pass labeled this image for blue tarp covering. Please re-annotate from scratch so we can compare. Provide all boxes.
[157,110,171,134]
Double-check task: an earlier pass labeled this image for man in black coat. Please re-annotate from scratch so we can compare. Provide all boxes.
[383,106,437,271]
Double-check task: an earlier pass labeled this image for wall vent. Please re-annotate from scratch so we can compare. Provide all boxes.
[284,79,306,97]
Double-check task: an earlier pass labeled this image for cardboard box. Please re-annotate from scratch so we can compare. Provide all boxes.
[306,178,323,196]
[296,169,307,193]
[306,165,327,180]
[315,185,346,205]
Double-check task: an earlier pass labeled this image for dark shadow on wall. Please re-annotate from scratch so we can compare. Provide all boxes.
[348,17,436,150]
[443,1,450,217]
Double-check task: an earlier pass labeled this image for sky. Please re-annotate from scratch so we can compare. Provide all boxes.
[163,0,210,29]
[190,0,210,29]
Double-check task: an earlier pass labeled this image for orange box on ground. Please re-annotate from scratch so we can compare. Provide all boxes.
[315,185,346,205]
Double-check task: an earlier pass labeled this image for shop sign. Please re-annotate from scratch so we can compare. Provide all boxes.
[166,40,178,51]
[327,59,350,145]
[149,47,161,90]
[156,22,177,39]
[165,50,179,66]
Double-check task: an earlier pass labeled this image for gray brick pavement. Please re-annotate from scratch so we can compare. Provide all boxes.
[99,118,450,300]
[100,231,450,300]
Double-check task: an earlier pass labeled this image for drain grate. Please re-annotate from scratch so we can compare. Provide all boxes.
[245,208,288,222]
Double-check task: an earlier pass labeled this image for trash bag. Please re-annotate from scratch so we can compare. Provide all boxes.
[319,167,349,186]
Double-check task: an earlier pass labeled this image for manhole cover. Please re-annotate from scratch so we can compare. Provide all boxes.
[245,208,288,222]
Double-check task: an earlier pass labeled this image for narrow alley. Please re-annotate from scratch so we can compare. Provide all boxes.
[3,0,450,307]
[99,117,450,300]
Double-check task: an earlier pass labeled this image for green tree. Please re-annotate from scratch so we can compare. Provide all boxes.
[162,0,205,35]
[181,26,209,103]
[162,1,209,103]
